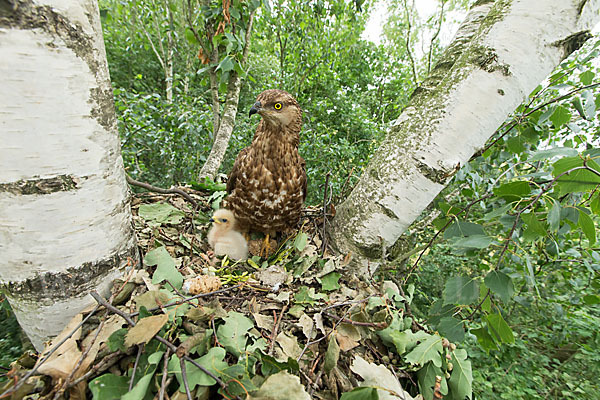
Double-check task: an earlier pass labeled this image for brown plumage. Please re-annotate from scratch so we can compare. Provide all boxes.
[207,209,248,261]
[225,89,307,249]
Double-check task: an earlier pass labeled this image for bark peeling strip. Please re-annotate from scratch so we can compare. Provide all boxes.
[0,174,80,195]
[1,244,138,302]
[0,0,116,131]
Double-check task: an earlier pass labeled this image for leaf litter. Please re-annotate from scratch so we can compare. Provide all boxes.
[1,188,471,400]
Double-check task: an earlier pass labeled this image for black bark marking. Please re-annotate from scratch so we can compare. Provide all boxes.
[0,0,117,131]
[1,242,138,301]
[0,174,81,195]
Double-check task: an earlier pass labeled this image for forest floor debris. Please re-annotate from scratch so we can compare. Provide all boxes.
[1,186,465,400]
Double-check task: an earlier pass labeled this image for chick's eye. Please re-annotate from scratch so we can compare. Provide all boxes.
[274,102,282,110]
[221,218,228,223]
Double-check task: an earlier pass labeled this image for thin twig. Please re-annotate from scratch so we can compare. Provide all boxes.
[0,305,100,399]
[158,349,171,400]
[53,318,106,399]
[268,304,287,356]
[130,345,144,391]
[129,283,243,317]
[90,291,232,397]
[126,174,197,207]
[180,358,193,400]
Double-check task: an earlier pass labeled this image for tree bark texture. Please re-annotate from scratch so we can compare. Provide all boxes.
[0,0,138,350]
[329,0,600,274]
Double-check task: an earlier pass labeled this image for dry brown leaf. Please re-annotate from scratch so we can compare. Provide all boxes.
[275,332,302,360]
[124,314,169,347]
[135,290,171,311]
[252,313,274,331]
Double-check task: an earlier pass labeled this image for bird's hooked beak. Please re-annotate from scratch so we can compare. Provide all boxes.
[249,101,261,117]
[210,218,222,225]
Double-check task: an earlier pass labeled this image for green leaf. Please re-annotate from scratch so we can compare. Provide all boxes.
[483,203,512,221]
[294,286,327,305]
[549,105,572,128]
[583,294,600,305]
[107,328,127,352]
[340,387,379,400]
[521,212,547,236]
[579,208,596,245]
[506,136,525,154]
[493,181,531,202]
[471,326,497,353]
[138,202,185,225]
[293,232,308,252]
[437,316,465,343]
[449,235,493,250]
[448,349,472,400]
[580,70,595,85]
[443,277,479,305]
[529,147,578,161]
[218,56,234,72]
[168,347,228,389]
[323,336,340,374]
[444,222,486,239]
[418,362,446,400]
[405,334,443,367]
[484,271,514,303]
[486,313,514,344]
[89,374,129,400]
[552,156,600,194]
[572,96,587,120]
[320,271,341,291]
[548,200,561,232]
[145,247,183,290]
[216,311,253,357]
[259,353,299,376]
[121,369,157,400]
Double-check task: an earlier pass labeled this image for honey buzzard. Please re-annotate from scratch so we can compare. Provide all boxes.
[225,89,307,254]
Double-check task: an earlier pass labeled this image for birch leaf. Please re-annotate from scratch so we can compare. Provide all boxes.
[405,334,444,367]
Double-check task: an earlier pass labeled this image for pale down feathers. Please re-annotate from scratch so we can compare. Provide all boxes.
[207,209,248,261]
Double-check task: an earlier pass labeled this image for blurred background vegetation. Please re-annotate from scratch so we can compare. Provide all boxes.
[3,1,599,398]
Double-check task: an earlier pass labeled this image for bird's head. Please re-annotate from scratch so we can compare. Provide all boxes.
[249,89,302,130]
[210,209,236,232]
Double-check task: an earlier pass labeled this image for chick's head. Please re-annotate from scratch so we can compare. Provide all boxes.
[210,209,236,232]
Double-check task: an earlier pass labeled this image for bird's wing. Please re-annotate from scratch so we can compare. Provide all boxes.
[227,146,250,194]
[299,154,307,202]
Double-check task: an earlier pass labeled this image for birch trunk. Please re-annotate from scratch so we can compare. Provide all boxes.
[0,0,138,350]
[198,11,256,181]
[199,71,243,180]
[329,0,600,274]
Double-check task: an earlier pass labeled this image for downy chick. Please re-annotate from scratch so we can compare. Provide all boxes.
[207,209,248,261]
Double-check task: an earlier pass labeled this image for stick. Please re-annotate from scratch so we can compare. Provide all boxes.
[158,349,171,400]
[126,174,197,207]
[321,172,330,255]
[130,345,144,391]
[180,358,193,400]
[89,291,232,396]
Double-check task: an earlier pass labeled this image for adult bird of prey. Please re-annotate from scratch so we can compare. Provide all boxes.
[225,89,307,256]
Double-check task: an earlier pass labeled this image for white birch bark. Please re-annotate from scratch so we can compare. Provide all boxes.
[329,0,600,274]
[0,0,138,350]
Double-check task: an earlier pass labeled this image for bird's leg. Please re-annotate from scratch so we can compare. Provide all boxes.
[260,233,271,258]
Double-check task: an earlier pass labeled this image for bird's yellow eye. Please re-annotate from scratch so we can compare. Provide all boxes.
[274,102,282,110]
